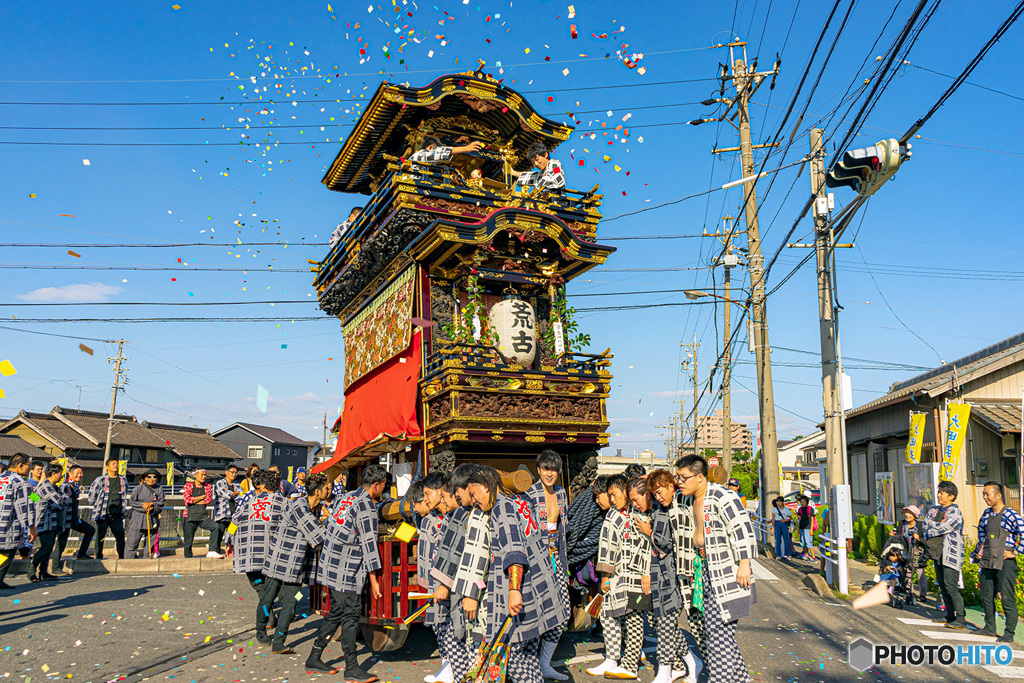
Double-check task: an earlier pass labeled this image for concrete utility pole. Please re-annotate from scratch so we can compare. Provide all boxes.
[711,41,783,505]
[103,339,129,464]
[809,128,849,557]
[681,337,700,458]
[719,216,736,475]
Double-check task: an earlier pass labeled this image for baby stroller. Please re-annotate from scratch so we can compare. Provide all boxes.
[877,535,914,609]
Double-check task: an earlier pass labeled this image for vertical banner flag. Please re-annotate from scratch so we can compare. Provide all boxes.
[166,462,174,486]
[940,403,971,482]
[906,412,927,464]
[287,466,294,482]
[118,459,128,476]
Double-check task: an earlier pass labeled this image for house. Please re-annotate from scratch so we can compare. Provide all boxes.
[597,448,672,475]
[842,332,1023,540]
[0,406,244,484]
[213,422,315,478]
[777,433,825,493]
[0,434,53,466]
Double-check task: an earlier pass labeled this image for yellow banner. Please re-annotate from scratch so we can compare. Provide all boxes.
[118,459,128,476]
[166,462,174,486]
[287,466,294,482]
[906,412,927,464]
[940,403,971,481]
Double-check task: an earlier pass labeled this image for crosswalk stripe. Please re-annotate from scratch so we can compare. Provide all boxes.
[981,665,1024,678]
[919,630,1006,643]
[751,558,778,581]
[896,617,941,626]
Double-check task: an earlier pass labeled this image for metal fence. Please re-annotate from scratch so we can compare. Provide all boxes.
[66,496,212,549]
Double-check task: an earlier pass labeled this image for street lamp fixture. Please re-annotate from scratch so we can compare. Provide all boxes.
[684,290,750,310]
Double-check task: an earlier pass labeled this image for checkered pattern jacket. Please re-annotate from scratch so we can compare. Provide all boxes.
[515,493,568,636]
[34,480,65,533]
[0,472,33,550]
[649,501,682,617]
[61,481,81,526]
[316,487,382,594]
[213,478,240,522]
[673,484,756,622]
[230,491,286,573]
[88,475,128,522]
[922,503,965,570]
[515,159,565,191]
[597,508,646,618]
[453,494,544,643]
[522,481,568,571]
[329,219,352,248]
[408,146,452,172]
[129,483,165,525]
[431,504,471,636]
[263,497,327,585]
[417,509,447,626]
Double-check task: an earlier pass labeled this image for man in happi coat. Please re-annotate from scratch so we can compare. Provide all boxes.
[54,464,94,570]
[0,454,36,589]
[31,463,65,582]
[306,464,387,681]
[455,466,560,683]
[88,459,128,559]
[522,450,571,681]
[587,474,649,680]
[672,456,755,683]
[125,469,165,559]
[212,464,241,556]
[258,472,329,653]
[634,471,701,683]
[229,469,286,600]
[429,464,479,682]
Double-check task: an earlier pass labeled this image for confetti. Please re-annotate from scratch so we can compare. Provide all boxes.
[171,3,181,8]
[28,193,36,198]
[82,159,90,165]
[568,4,576,17]
[0,360,16,377]
[79,344,94,356]
[67,250,81,258]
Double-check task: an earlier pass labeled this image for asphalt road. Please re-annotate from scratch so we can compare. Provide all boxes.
[3,560,1022,682]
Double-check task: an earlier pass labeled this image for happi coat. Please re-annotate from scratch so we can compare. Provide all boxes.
[453,493,559,643]
[127,482,165,532]
[597,507,649,618]
[230,491,285,573]
[213,478,240,522]
[316,487,382,594]
[671,484,757,623]
[88,474,128,522]
[417,509,447,627]
[521,481,569,573]
[263,496,327,585]
[0,472,33,550]
[60,480,82,529]
[431,504,472,637]
[34,480,65,534]
[649,500,683,618]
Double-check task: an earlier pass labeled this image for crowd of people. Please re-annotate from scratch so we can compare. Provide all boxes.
[1,449,759,682]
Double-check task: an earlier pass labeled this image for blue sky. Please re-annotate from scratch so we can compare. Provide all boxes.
[2,0,1023,453]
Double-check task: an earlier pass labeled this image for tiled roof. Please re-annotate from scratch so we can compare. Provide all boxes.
[142,422,243,460]
[890,332,1024,394]
[53,407,168,449]
[215,422,311,446]
[0,434,53,460]
[972,403,1022,435]
[3,411,99,451]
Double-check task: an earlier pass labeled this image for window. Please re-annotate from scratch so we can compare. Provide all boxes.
[145,449,158,463]
[850,452,868,501]
[248,446,264,459]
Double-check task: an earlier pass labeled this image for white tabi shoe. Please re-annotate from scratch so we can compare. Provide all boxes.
[586,659,617,676]
[425,659,451,683]
[603,665,638,680]
[672,651,702,683]
[652,665,674,683]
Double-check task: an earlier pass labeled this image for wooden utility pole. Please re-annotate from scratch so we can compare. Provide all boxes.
[711,41,782,504]
[809,128,849,550]
[103,339,129,464]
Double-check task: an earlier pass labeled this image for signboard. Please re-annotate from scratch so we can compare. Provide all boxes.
[707,456,721,468]
[903,462,938,511]
[906,412,926,464]
[874,472,895,525]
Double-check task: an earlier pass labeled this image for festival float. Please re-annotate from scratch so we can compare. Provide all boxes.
[309,69,616,649]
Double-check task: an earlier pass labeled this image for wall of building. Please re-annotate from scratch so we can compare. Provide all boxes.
[215,428,274,468]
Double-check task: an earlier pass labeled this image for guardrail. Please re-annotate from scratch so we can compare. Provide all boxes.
[816,533,849,595]
[66,498,214,549]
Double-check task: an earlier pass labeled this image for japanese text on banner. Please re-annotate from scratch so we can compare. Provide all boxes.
[940,403,971,481]
[906,412,927,464]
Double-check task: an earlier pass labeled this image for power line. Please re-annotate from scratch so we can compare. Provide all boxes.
[0,264,310,272]
[2,317,326,323]
[0,242,325,248]
[1,300,315,307]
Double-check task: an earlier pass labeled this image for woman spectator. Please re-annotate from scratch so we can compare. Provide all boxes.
[771,497,794,559]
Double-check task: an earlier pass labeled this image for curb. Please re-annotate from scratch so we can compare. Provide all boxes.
[12,557,235,575]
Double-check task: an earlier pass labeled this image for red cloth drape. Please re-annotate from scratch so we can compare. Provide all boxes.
[314,330,422,472]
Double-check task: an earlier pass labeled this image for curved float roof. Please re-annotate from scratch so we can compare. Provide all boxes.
[321,72,574,195]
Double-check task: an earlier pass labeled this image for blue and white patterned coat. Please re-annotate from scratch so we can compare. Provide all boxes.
[213,478,240,522]
[453,494,551,643]
[431,504,472,637]
[263,497,326,585]
[0,472,34,549]
[87,475,128,522]
[61,481,81,527]
[597,508,648,618]
[649,501,682,618]
[417,509,447,626]
[34,480,65,533]
[316,487,381,594]
[922,503,965,570]
[515,493,568,635]
[521,481,569,573]
[230,491,285,573]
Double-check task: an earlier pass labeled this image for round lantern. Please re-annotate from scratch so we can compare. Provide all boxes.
[489,298,537,366]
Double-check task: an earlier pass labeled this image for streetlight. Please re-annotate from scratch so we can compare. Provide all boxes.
[684,290,750,310]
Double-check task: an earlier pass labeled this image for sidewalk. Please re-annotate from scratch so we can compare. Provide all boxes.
[7,551,233,576]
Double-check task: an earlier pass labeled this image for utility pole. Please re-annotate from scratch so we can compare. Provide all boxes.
[681,337,700,458]
[710,40,782,506]
[75,385,84,410]
[103,340,129,465]
[718,215,736,475]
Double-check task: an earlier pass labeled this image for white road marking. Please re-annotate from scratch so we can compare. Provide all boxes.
[896,617,944,626]
[919,630,1005,643]
[751,559,778,581]
[981,665,1024,679]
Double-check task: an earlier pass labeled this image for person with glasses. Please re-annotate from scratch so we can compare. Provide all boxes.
[672,455,755,683]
